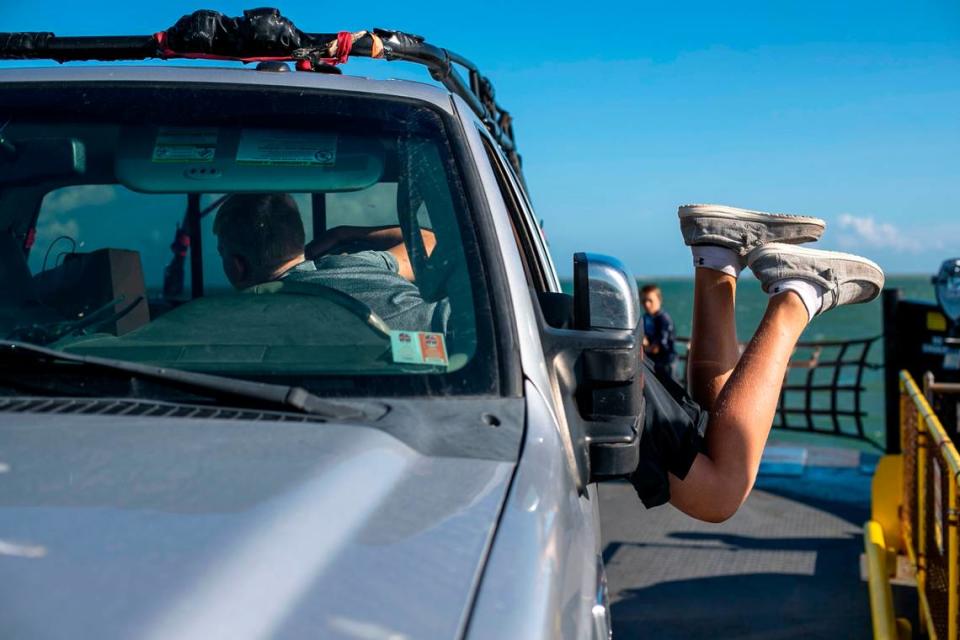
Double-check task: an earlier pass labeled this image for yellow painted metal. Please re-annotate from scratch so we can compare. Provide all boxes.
[872,455,903,554]
[901,389,917,567]
[928,311,948,332]
[949,475,958,640]
[897,618,913,639]
[900,370,960,640]
[865,520,912,640]
[918,409,960,481]
[921,591,940,640]
[916,380,929,623]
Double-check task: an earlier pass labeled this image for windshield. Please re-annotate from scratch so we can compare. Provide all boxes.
[0,82,499,397]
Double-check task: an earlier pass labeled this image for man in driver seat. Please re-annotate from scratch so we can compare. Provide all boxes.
[213,193,448,332]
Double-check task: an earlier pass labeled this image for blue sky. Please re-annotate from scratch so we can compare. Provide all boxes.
[3,0,958,276]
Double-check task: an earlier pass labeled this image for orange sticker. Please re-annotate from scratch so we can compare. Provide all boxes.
[419,332,448,365]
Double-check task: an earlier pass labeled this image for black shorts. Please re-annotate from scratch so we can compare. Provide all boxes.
[629,357,709,508]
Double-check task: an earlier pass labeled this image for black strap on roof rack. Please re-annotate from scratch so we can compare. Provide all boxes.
[0,8,524,180]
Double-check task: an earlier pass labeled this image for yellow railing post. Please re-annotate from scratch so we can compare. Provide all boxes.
[917,385,929,626]
[949,471,958,640]
[865,520,910,640]
[901,376,918,563]
[900,370,960,640]
[921,465,928,629]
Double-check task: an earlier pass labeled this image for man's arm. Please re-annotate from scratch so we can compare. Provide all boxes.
[384,230,437,283]
[305,225,437,282]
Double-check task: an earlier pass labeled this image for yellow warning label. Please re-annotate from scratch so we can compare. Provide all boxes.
[928,311,948,332]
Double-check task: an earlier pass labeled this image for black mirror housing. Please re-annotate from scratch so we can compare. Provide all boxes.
[538,253,645,487]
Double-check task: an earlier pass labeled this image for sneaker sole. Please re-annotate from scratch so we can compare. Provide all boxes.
[678,203,826,229]
[747,243,883,275]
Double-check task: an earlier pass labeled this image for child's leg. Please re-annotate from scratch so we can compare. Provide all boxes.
[635,205,882,522]
[679,203,824,410]
[668,238,885,522]
[669,290,808,522]
[687,267,740,411]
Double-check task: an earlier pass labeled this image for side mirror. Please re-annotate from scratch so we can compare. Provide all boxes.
[538,253,645,489]
[574,252,640,331]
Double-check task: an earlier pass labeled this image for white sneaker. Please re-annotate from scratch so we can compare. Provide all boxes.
[679,204,826,267]
[747,243,885,316]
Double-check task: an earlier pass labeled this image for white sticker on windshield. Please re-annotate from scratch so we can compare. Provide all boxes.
[389,330,448,366]
[236,129,337,166]
[152,128,217,163]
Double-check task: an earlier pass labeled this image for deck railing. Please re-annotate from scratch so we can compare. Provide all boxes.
[676,335,883,446]
[898,370,960,640]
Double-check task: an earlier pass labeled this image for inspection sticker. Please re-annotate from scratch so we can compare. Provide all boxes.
[152,128,217,163]
[236,129,337,166]
[389,330,448,366]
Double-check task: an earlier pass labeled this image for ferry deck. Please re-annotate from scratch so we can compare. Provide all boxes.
[601,283,960,640]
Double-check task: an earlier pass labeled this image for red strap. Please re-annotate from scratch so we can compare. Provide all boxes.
[23,227,36,250]
[333,31,353,65]
[172,228,191,257]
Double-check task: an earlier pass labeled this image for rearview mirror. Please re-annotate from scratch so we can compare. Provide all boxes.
[0,138,86,186]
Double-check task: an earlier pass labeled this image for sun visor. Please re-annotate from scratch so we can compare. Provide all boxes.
[115,126,384,193]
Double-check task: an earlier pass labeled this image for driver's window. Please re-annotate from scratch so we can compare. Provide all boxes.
[478,134,549,293]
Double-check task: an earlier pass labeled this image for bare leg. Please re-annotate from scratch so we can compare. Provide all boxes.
[669,291,808,522]
[687,268,741,411]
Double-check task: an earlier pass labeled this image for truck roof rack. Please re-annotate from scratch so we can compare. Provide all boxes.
[0,8,524,180]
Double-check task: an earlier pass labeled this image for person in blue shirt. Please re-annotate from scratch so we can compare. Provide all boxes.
[641,284,678,381]
[213,193,448,332]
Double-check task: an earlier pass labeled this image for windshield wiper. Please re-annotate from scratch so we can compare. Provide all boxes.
[0,340,383,421]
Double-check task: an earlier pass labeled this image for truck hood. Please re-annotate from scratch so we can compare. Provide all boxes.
[0,408,517,639]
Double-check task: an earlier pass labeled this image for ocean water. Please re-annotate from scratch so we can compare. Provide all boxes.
[642,275,934,341]
[564,275,936,448]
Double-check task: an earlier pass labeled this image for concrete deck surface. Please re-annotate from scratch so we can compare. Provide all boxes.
[598,443,905,639]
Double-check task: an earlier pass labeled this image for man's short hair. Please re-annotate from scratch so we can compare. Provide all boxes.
[214,193,305,270]
[640,284,662,299]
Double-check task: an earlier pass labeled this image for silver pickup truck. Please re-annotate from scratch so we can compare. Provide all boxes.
[0,10,644,639]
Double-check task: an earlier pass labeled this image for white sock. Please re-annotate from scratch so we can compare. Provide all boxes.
[769,278,824,322]
[691,245,741,278]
